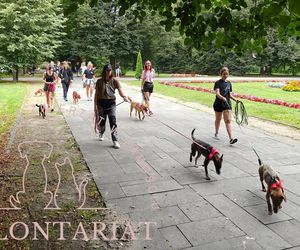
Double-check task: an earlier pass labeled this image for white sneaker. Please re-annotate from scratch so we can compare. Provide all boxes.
[214,133,220,140]
[99,133,104,141]
[113,141,120,149]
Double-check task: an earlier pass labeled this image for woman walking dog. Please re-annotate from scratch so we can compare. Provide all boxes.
[213,67,238,144]
[43,65,58,112]
[94,64,129,149]
[141,60,155,116]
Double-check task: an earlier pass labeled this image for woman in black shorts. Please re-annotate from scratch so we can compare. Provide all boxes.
[141,60,155,115]
[213,67,238,144]
[43,65,58,112]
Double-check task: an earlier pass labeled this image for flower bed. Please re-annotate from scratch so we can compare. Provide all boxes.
[159,81,300,109]
[282,81,300,92]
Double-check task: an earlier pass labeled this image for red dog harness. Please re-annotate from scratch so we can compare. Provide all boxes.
[209,147,219,160]
[270,180,284,192]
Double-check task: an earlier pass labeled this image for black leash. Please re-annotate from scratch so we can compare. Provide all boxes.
[104,100,126,110]
[234,100,262,165]
[234,100,248,126]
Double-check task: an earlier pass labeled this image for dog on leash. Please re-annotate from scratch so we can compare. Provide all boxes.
[36,104,46,119]
[190,129,223,180]
[128,97,148,120]
[35,89,44,96]
[259,163,286,215]
[72,91,81,104]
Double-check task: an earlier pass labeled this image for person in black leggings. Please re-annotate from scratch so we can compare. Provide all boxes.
[213,67,238,144]
[94,64,129,149]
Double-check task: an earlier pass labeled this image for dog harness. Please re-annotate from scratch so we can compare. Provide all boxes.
[208,147,219,160]
[270,180,284,192]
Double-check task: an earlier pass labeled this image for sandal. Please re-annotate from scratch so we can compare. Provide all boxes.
[230,138,238,144]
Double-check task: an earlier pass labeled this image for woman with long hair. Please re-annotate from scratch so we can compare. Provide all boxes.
[59,61,73,101]
[213,67,238,144]
[94,64,129,149]
[141,60,155,115]
[43,65,58,112]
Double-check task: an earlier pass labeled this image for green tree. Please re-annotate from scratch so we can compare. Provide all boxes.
[68,0,300,52]
[135,50,143,79]
[0,0,65,81]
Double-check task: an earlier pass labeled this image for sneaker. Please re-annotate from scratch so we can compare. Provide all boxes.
[230,138,238,144]
[51,108,54,112]
[214,133,220,140]
[113,141,120,149]
[149,110,153,116]
[99,133,104,141]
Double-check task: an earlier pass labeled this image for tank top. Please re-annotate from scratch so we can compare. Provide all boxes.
[45,72,55,83]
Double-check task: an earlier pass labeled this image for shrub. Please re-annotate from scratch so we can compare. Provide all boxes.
[135,50,143,79]
[282,81,300,92]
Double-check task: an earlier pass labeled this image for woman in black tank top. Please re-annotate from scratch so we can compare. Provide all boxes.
[43,66,57,112]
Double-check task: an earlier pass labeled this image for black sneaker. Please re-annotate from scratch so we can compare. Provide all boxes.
[51,109,54,112]
[230,138,238,144]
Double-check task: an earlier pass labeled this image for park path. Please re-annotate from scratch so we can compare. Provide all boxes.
[56,77,300,250]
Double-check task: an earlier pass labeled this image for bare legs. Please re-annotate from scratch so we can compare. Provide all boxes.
[45,91,54,110]
[144,92,152,114]
[86,84,93,100]
[214,110,235,141]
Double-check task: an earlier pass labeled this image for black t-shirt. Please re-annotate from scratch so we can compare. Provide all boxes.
[84,68,94,79]
[213,79,232,105]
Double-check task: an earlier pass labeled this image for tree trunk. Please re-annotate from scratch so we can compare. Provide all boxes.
[12,67,17,83]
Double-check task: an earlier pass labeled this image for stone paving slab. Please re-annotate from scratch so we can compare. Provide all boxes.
[184,236,264,250]
[178,200,223,221]
[178,217,245,246]
[121,179,183,196]
[129,206,190,228]
[151,186,203,207]
[159,226,192,249]
[268,221,300,246]
[243,204,291,224]
[206,194,291,249]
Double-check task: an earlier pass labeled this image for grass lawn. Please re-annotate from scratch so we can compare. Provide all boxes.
[0,82,27,145]
[122,80,300,129]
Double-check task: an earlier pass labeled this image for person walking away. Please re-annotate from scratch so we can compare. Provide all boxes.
[59,61,73,101]
[83,62,95,101]
[115,62,121,77]
[213,67,238,144]
[94,64,129,149]
[43,65,58,112]
[141,60,155,115]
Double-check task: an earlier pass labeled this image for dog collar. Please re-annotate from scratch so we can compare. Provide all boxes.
[209,147,219,160]
[270,180,284,191]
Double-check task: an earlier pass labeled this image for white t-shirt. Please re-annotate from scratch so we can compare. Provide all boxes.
[142,69,155,82]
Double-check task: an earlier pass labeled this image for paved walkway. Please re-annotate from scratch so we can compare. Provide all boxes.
[56,78,300,250]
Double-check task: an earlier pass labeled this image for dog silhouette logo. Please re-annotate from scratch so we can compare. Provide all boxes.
[0,140,107,211]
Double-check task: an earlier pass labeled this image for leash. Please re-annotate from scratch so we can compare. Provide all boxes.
[150,117,212,153]
[233,100,262,165]
[104,100,126,110]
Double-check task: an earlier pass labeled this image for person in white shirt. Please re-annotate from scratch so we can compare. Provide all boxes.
[140,60,155,116]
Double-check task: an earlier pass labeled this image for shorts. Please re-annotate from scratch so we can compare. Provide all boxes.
[143,81,154,93]
[213,100,231,112]
[44,83,55,92]
[86,79,94,86]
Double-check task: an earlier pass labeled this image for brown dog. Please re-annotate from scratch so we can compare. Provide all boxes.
[128,97,148,120]
[259,163,286,215]
[190,129,223,180]
[73,91,81,104]
[35,89,44,96]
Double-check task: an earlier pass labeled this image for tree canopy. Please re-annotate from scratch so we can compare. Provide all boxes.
[0,0,65,80]
[67,0,300,52]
